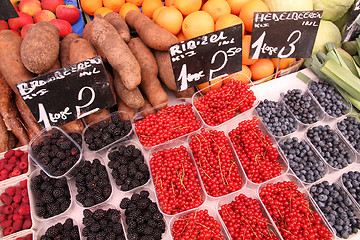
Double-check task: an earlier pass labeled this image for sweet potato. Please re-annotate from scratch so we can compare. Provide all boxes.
[0,115,8,152]
[139,97,156,117]
[61,120,85,133]
[20,21,60,74]
[113,71,144,109]
[42,59,61,75]
[60,33,82,68]
[91,15,141,90]
[104,12,130,43]
[117,98,136,119]
[82,21,107,63]
[153,50,177,91]
[125,10,178,51]
[0,73,29,145]
[175,87,195,98]
[128,37,168,110]
[0,30,40,137]
[8,132,18,150]
[69,38,98,65]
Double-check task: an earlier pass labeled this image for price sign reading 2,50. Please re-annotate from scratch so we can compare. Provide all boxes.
[251,30,301,59]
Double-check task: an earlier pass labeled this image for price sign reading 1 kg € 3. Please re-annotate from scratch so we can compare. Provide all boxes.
[169,24,243,91]
[249,11,322,59]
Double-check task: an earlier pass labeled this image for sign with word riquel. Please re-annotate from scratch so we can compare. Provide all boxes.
[15,56,116,128]
[0,0,18,20]
[249,11,322,59]
[169,24,243,91]
[342,0,360,42]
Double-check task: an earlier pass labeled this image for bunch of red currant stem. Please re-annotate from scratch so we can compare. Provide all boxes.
[135,104,202,147]
[194,79,256,126]
[260,181,332,240]
[172,209,225,240]
[189,128,243,197]
[229,117,282,183]
[150,146,204,215]
[219,193,280,240]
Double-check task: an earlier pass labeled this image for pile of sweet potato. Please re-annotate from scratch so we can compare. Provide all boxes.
[0,10,195,151]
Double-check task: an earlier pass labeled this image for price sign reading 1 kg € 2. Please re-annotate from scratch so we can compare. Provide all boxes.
[249,11,322,59]
[169,24,243,91]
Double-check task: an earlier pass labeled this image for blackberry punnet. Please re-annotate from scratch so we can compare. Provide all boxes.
[30,170,71,218]
[256,99,297,137]
[84,114,132,151]
[279,137,326,183]
[120,190,165,240]
[310,181,360,239]
[31,128,81,177]
[337,116,360,153]
[342,171,360,206]
[309,80,349,117]
[81,208,125,240]
[40,218,80,240]
[74,159,111,207]
[307,125,353,169]
[108,144,150,191]
[282,89,321,124]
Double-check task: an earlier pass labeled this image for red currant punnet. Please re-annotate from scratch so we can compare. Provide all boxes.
[171,209,225,240]
[259,181,332,240]
[189,128,243,197]
[229,117,283,183]
[150,145,204,215]
[219,193,280,240]
[193,79,256,126]
[135,104,202,147]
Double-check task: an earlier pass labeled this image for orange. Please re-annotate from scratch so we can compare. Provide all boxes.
[242,35,257,65]
[80,0,102,15]
[155,7,183,35]
[165,0,175,6]
[226,0,250,15]
[249,59,274,81]
[142,0,164,18]
[202,0,231,22]
[239,0,269,32]
[197,78,223,93]
[176,31,187,42]
[152,5,167,20]
[125,0,143,6]
[215,13,244,34]
[103,0,125,12]
[223,65,251,84]
[119,3,140,19]
[271,58,296,70]
[175,0,202,16]
[94,7,114,17]
[182,11,214,39]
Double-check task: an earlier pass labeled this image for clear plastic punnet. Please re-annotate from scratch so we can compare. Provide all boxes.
[28,126,83,179]
[147,140,207,217]
[35,215,81,240]
[339,164,360,212]
[335,113,360,157]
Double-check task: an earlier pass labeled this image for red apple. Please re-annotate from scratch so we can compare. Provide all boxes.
[50,19,72,38]
[55,5,80,25]
[0,21,9,30]
[10,29,21,36]
[12,3,20,12]
[41,0,65,13]
[19,0,41,16]
[20,23,33,38]
[8,12,34,31]
[34,10,56,23]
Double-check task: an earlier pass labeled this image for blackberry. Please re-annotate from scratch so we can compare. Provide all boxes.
[127,233,139,240]
[138,163,148,173]
[82,227,90,237]
[143,226,154,235]
[148,202,158,213]
[93,209,106,220]
[152,212,163,221]
[90,222,101,233]
[137,198,150,210]
[100,120,109,129]
[131,179,140,188]
[136,215,146,225]
[113,223,124,234]
[84,198,95,207]
[140,190,150,199]
[42,218,80,240]
[41,192,55,204]
[45,226,59,238]
[120,198,131,209]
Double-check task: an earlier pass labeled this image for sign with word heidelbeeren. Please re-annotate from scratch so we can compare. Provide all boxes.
[169,24,243,91]
[249,11,322,59]
[0,0,18,20]
[16,56,116,128]
[342,0,360,42]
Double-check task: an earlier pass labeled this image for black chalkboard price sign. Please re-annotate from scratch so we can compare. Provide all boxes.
[342,0,360,42]
[249,11,322,59]
[15,56,116,128]
[0,0,18,20]
[169,24,243,91]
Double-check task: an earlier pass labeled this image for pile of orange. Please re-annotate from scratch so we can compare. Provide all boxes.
[80,0,296,88]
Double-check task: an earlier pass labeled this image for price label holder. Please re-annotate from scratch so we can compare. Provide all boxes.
[0,0,18,20]
[15,56,116,128]
[169,24,243,91]
[342,0,360,42]
[249,11,322,59]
